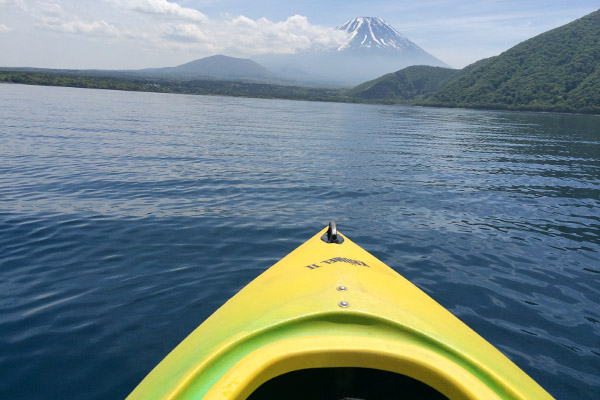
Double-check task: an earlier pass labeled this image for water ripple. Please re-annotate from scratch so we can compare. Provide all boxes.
[0,84,599,399]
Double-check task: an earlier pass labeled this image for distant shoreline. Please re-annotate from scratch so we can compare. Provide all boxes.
[1,70,598,116]
[0,70,360,104]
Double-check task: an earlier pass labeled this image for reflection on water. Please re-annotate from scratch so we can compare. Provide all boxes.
[0,84,599,399]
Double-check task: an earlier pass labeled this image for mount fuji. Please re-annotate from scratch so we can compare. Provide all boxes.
[253,17,450,86]
[337,17,427,53]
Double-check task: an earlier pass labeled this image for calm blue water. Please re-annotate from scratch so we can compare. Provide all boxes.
[1,84,599,399]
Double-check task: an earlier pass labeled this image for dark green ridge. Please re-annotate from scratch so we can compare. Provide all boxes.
[347,66,461,102]
[425,9,600,114]
[0,71,355,103]
[347,58,491,103]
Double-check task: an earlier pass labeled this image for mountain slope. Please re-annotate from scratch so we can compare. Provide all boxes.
[348,66,459,101]
[338,17,415,52]
[348,57,490,102]
[0,55,280,83]
[336,17,447,65]
[254,17,449,86]
[141,55,278,82]
[427,9,600,113]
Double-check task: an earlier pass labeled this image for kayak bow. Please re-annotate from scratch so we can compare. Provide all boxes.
[127,223,553,400]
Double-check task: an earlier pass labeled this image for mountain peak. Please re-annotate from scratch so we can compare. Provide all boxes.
[253,16,450,85]
[142,54,278,82]
[336,16,420,53]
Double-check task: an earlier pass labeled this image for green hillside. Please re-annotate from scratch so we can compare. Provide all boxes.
[427,9,600,113]
[348,66,460,102]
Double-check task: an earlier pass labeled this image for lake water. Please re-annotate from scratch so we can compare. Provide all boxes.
[1,84,599,399]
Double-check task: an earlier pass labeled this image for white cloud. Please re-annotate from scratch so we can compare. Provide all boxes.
[161,23,210,43]
[8,1,118,37]
[32,4,121,37]
[0,23,12,32]
[110,0,208,23]
[1,0,29,12]
[55,19,120,36]
[36,0,65,17]
[148,15,349,56]
[103,2,349,56]
[218,15,349,55]
[2,0,350,68]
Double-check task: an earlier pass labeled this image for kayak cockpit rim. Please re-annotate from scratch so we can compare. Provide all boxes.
[200,335,505,400]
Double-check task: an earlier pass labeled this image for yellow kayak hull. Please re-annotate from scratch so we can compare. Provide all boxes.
[127,225,553,399]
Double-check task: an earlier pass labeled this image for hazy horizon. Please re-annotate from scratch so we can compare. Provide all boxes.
[0,1,597,70]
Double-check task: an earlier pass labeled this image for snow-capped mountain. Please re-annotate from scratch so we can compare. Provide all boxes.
[337,17,422,53]
[253,17,450,86]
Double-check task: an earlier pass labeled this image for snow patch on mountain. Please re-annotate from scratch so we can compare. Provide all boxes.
[253,16,451,86]
[336,17,421,53]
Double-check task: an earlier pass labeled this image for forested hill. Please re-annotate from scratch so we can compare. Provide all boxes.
[347,66,460,101]
[427,9,600,113]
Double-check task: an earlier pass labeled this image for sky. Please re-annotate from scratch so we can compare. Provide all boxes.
[0,0,598,70]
